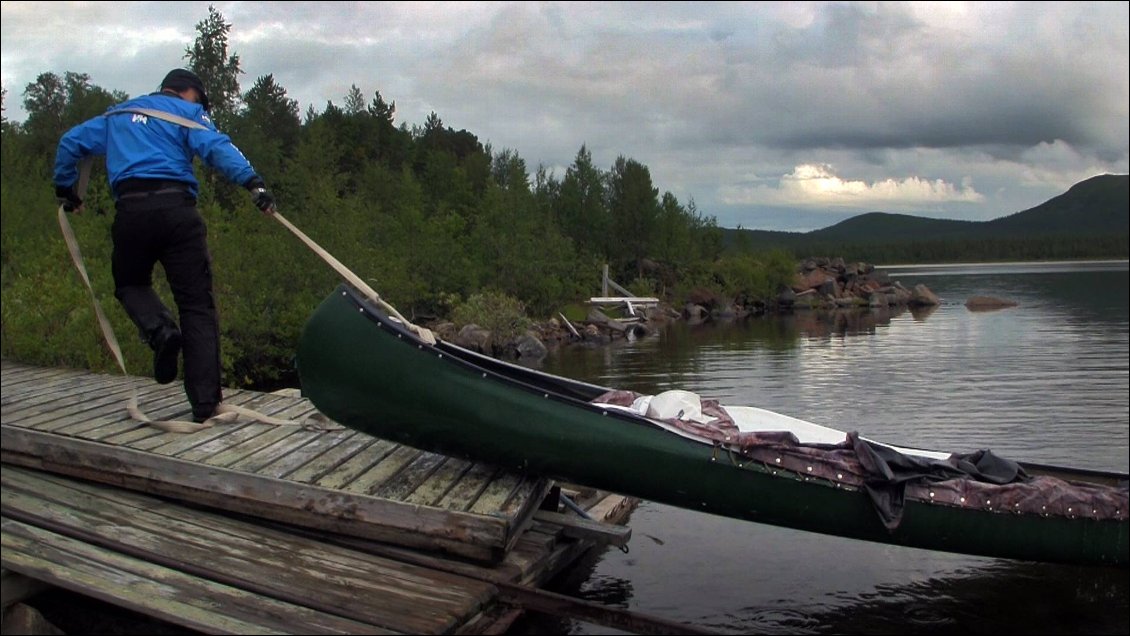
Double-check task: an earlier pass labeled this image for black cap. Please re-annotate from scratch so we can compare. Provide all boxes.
[160,68,210,112]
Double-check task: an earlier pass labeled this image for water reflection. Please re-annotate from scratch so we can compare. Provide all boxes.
[510,532,637,636]
[782,304,942,340]
[806,561,1129,635]
[884,260,1129,325]
[526,262,1128,635]
[522,523,1130,635]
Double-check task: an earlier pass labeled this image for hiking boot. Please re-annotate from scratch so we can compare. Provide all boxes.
[193,404,217,423]
[151,326,182,385]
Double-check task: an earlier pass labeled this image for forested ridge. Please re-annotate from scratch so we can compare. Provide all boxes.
[723,174,1129,263]
[2,6,1124,388]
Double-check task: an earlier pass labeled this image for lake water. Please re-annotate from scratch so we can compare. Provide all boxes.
[513,260,1129,635]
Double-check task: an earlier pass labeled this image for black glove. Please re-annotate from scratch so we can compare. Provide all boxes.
[55,184,83,212]
[244,176,275,213]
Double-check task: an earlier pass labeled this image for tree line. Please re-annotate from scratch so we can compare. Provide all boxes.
[1,5,795,388]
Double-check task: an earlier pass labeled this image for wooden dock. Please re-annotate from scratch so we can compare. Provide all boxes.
[0,359,645,634]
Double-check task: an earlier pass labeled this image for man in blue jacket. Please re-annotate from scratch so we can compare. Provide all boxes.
[53,68,275,423]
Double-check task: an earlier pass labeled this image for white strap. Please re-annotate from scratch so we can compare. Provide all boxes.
[270,211,437,345]
[103,106,428,345]
[59,206,128,376]
[127,395,340,433]
[108,107,209,130]
[61,149,336,432]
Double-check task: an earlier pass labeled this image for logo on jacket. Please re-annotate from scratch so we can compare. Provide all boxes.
[132,114,149,124]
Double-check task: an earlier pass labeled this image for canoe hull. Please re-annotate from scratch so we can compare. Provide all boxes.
[297,286,1128,567]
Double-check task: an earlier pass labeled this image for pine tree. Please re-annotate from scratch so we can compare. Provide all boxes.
[184,5,243,128]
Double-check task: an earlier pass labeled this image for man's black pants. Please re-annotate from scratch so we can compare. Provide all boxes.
[111,191,221,419]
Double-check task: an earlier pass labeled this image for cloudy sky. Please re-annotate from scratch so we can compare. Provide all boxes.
[2,1,1127,231]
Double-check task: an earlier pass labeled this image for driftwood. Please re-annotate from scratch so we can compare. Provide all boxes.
[558,312,582,338]
[586,308,628,332]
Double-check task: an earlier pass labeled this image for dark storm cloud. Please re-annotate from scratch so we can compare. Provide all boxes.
[2,1,1126,230]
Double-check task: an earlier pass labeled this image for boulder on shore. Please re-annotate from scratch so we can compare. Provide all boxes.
[965,295,1019,311]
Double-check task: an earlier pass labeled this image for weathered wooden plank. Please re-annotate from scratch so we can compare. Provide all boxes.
[133,390,281,452]
[2,363,565,570]
[124,420,256,455]
[0,369,112,405]
[2,365,129,394]
[1,426,508,561]
[504,533,580,587]
[176,422,276,464]
[371,452,447,501]
[255,428,358,480]
[59,390,196,440]
[1,376,146,429]
[498,478,549,518]
[285,432,379,484]
[278,501,630,606]
[468,473,523,515]
[0,364,84,392]
[123,391,263,454]
[99,421,180,447]
[587,492,639,525]
[531,510,631,548]
[1,518,393,635]
[260,509,674,636]
[316,532,528,587]
[515,524,562,553]
[501,479,557,553]
[8,467,496,600]
[313,438,399,490]
[52,387,255,441]
[338,444,421,495]
[404,457,473,507]
[1,359,86,377]
[436,463,499,512]
[31,389,176,436]
[205,422,309,468]
[211,397,323,467]
[2,467,493,633]
[224,422,322,473]
[170,396,298,463]
[0,360,63,381]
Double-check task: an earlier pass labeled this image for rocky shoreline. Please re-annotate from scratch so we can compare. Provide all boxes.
[437,256,1017,363]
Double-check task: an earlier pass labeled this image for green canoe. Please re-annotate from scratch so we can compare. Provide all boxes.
[296,285,1128,567]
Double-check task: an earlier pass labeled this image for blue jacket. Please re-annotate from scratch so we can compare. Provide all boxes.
[53,92,257,197]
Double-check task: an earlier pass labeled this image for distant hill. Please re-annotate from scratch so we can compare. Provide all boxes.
[806,213,979,242]
[722,174,1129,261]
[982,174,1129,237]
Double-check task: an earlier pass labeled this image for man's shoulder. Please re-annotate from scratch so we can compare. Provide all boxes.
[109,94,205,119]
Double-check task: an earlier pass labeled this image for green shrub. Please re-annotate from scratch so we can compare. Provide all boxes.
[452,290,532,344]
[558,302,589,322]
[627,276,657,298]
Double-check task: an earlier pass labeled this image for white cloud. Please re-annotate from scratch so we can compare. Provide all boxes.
[1,1,1125,231]
[719,164,984,209]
